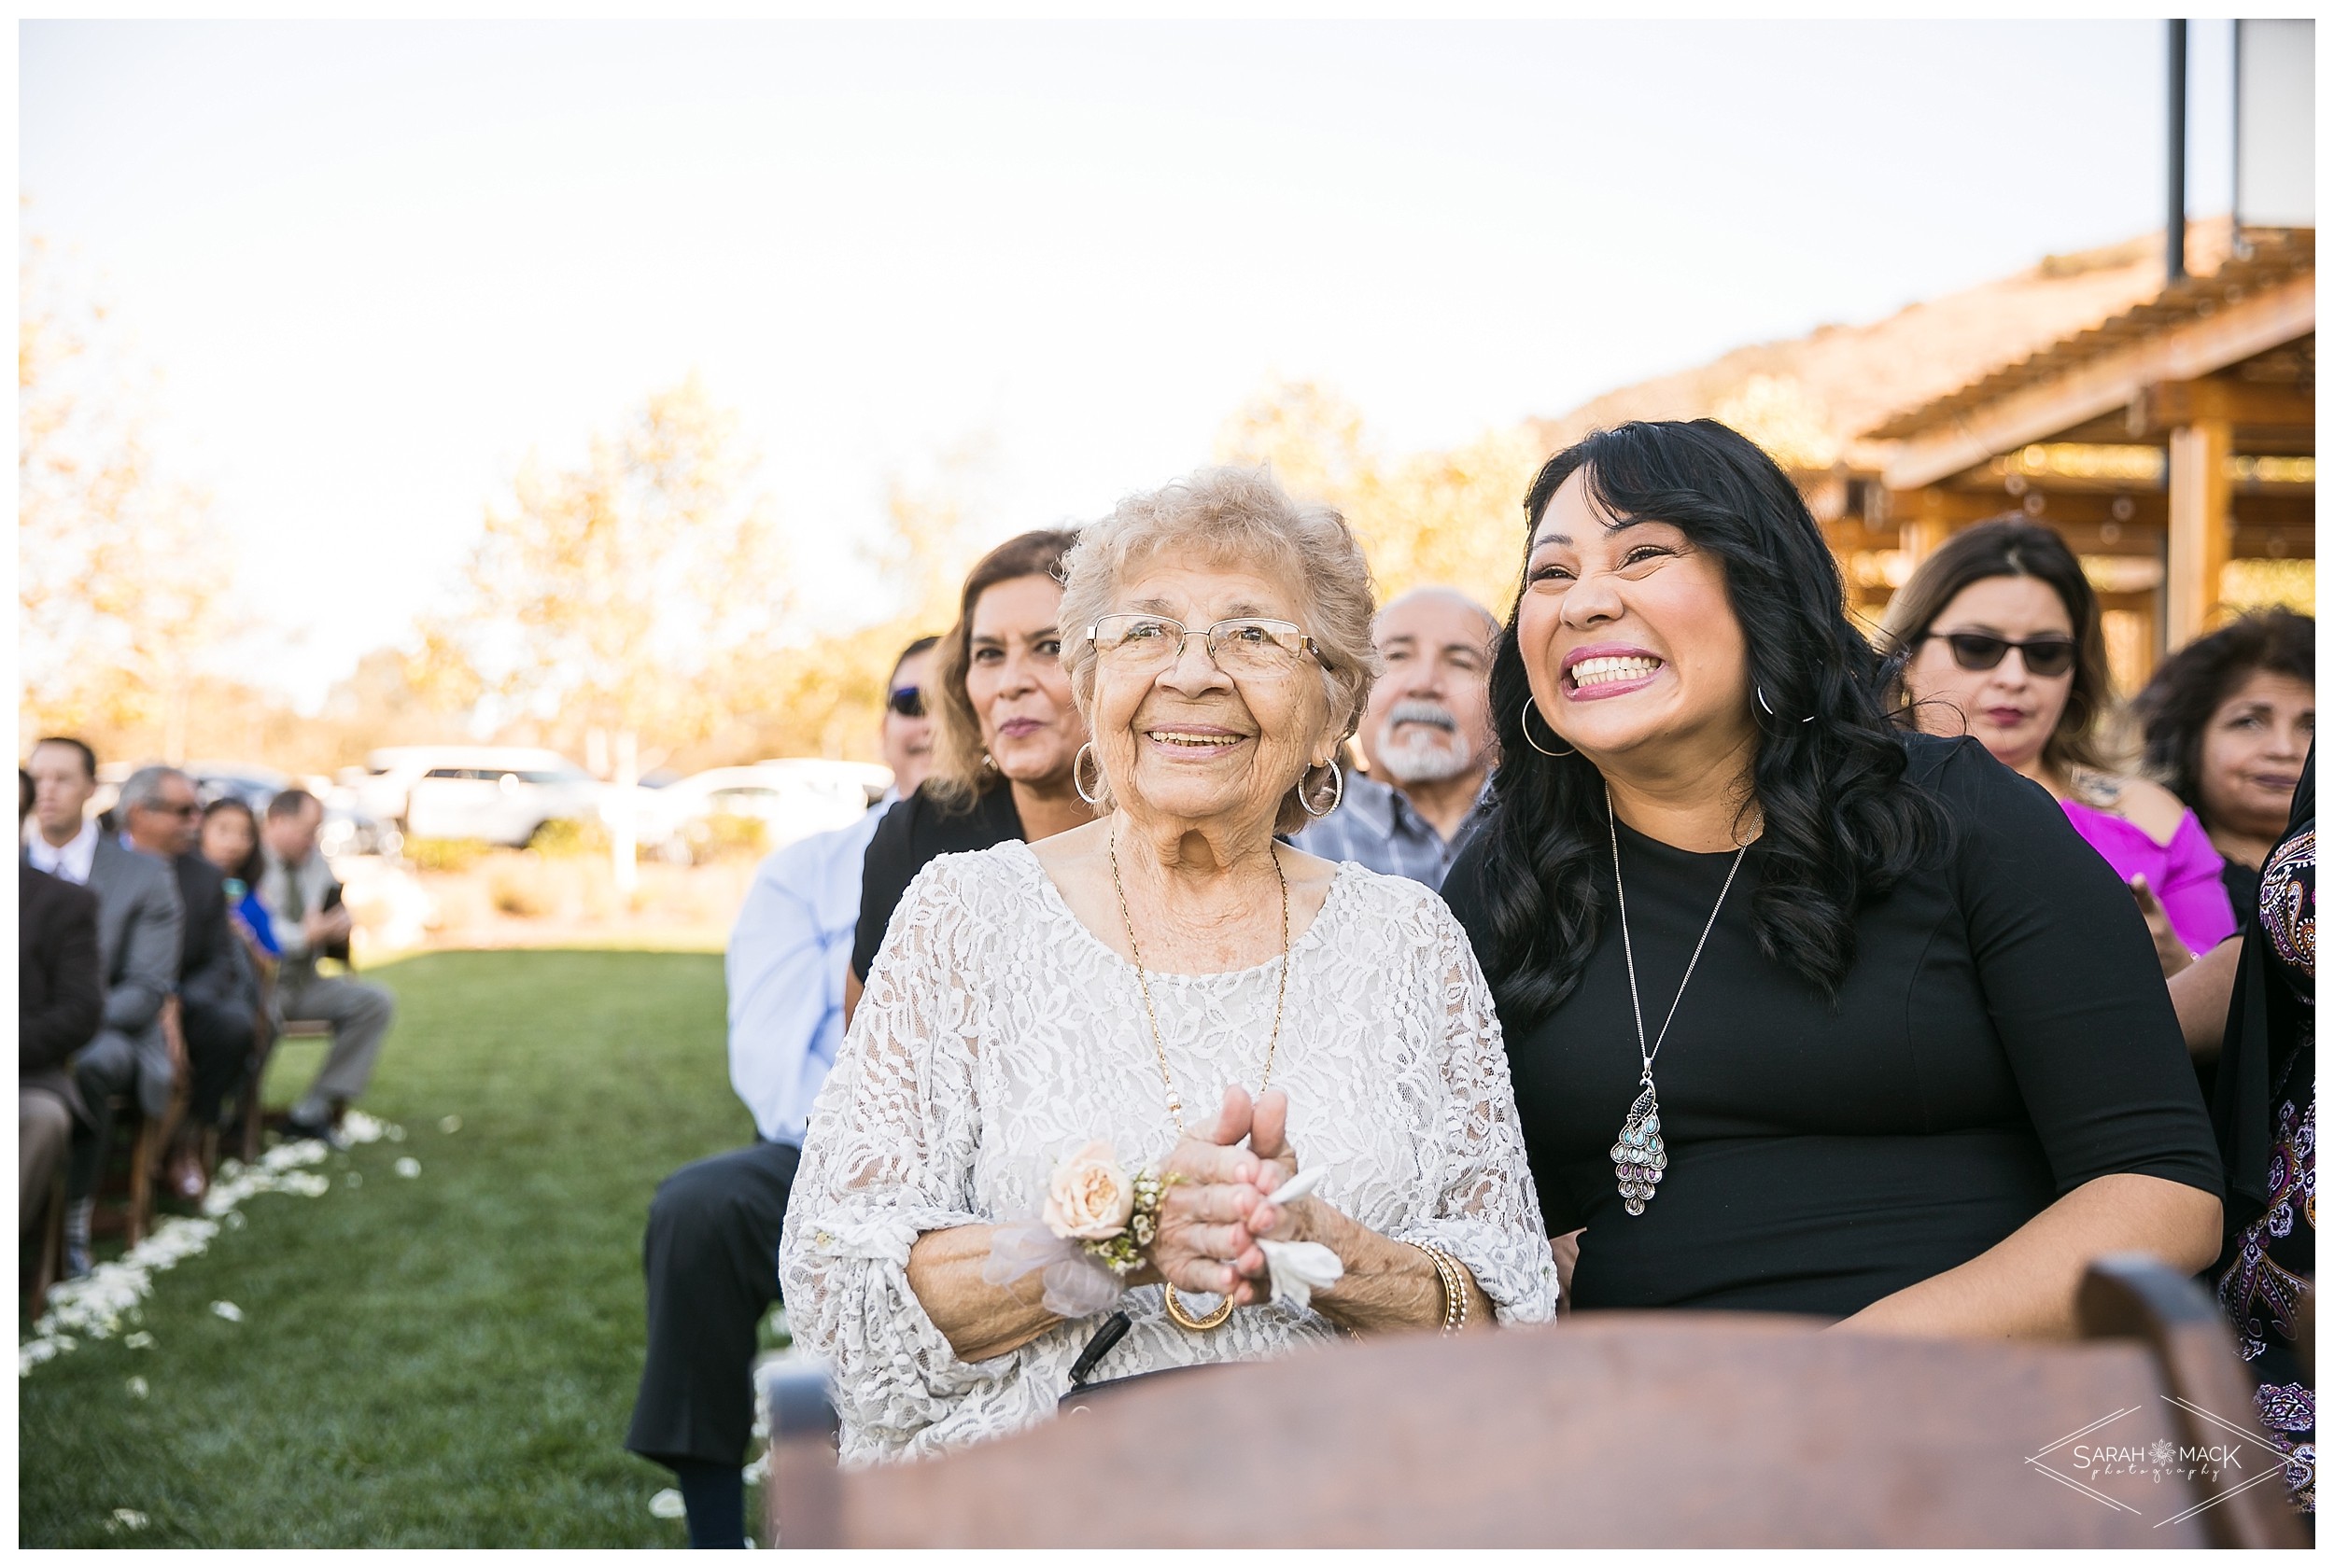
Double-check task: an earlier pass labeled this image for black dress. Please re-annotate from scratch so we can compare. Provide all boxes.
[851,781,1025,982]
[1441,733,2224,1319]
[2210,746,2313,1518]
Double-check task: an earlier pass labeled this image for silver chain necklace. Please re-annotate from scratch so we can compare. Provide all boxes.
[1606,787,1748,1216]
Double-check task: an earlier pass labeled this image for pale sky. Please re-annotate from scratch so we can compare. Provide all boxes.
[21,20,2238,707]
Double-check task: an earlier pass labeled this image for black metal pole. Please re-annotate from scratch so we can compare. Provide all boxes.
[2168,18,2188,283]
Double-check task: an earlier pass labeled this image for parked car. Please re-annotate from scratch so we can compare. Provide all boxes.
[185,761,291,813]
[616,760,893,865]
[360,746,606,848]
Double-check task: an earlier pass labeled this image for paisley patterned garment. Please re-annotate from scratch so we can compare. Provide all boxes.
[2216,827,2314,1516]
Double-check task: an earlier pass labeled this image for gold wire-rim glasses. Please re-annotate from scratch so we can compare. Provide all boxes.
[1082,614,1329,676]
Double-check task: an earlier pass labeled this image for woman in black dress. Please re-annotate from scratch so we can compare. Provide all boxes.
[847,527,1096,1016]
[1441,419,2223,1331]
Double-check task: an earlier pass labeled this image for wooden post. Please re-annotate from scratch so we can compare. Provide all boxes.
[2164,417,2231,650]
[1896,488,1954,569]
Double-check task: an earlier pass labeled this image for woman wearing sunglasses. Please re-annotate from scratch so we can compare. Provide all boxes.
[1883,518,2236,975]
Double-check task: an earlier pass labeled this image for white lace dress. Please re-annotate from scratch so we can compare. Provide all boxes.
[778,841,1556,1464]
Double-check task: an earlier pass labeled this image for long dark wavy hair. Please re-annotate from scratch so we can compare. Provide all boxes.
[1474,419,1947,1031]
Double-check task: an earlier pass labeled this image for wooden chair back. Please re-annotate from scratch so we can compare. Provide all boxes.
[763,1256,2302,1549]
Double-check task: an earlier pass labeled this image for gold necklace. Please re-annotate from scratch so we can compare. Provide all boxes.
[1107,825,1291,1331]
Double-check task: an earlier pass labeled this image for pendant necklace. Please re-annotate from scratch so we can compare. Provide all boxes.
[1606,787,1746,1217]
[1108,825,1291,1330]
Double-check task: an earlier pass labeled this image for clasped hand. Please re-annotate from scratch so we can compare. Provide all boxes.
[1140,1085,1309,1308]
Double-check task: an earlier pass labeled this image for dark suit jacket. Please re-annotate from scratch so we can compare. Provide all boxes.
[171,850,256,1017]
[21,863,101,1120]
[86,835,183,1044]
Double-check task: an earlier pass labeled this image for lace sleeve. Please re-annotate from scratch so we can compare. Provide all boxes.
[777,859,1012,1461]
[1388,898,1559,1323]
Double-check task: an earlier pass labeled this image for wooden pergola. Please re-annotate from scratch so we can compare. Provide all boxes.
[1826,228,2313,683]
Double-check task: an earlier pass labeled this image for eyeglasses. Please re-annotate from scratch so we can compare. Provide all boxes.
[1929,632,2078,679]
[1084,615,1326,677]
[886,686,925,719]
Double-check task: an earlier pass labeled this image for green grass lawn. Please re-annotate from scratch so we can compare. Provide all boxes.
[19,948,764,1548]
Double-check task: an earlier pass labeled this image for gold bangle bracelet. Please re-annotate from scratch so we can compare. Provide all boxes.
[1413,1242,1463,1336]
[1162,1281,1237,1333]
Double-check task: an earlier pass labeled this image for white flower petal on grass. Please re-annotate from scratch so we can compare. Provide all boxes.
[344,1171,362,1189]
[341,1109,387,1143]
[387,1125,408,1143]
[439,1114,462,1134]
[125,1376,148,1399]
[210,1301,244,1323]
[124,1332,155,1350]
[394,1158,421,1179]
[109,1508,148,1532]
[648,1489,687,1519]
[740,1451,768,1485]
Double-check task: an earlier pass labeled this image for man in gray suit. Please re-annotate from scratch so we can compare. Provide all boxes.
[25,737,185,1276]
[256,787,393,1147]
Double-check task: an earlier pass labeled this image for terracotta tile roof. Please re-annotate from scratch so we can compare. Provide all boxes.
[1863,228,2313,441]
[1529,222,2259,471]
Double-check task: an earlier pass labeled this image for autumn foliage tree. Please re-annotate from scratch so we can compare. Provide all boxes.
[415,376,794,887]
[20,229,237,763]
[1214,379,1544,623]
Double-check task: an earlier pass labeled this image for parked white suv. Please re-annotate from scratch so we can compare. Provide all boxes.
[359,746,605,847]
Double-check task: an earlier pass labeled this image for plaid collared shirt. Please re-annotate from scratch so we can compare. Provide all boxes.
[1290,771,1490,890]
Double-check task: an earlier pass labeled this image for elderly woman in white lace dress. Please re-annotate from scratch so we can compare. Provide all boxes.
[779,467,1556,1463]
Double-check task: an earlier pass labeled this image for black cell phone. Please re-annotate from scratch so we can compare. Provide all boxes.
[320,883,352,966]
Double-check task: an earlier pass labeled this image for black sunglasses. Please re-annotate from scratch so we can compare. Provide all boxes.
[886,686,925,719]
[1930,632,2078,679]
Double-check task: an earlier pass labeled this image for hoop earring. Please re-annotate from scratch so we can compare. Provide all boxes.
[1755,685,1816,724]
[1299,759,1344,819]
[1072,743,1106,807]
[1519,698,1575,758]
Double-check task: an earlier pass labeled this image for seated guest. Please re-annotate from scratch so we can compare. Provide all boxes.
[1293,585,1497,889]
[199,796,280,958]
[254,788,394,1147]
[1442,420,2220,1332]
[2132,609,2314,921]
[1882,518,2237,974]
[625,635,938,1549]
[20,768,101,1239]
[2206,746,2313,1519]
[782,467,1554,1463]
[24,737,183,1279]
[844,527,1094,1026]
[118,766,260,1201]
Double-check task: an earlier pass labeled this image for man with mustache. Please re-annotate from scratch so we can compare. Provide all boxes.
[1294,586,1497,889]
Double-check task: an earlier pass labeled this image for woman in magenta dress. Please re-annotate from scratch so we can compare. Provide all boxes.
[1883,518,2236,976]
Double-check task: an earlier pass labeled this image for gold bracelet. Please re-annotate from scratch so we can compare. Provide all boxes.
[1412,1242,1465,1336]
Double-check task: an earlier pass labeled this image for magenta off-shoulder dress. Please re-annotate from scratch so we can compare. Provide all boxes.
[2060,798,2240,957]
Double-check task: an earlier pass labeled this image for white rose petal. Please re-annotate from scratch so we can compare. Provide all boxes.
[344,1171,362,1189]
[124,1332,155,1350]
[125,1376,149,1399]
[439,1114,462,1134]
[110,1509,148,1532]
[648,1489,687,1519]
[395,1158,421,1179]
[210,1301,244,1323]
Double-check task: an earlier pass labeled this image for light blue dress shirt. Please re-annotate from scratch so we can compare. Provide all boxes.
[1290,771,1490,890]
[726,794,894,1146]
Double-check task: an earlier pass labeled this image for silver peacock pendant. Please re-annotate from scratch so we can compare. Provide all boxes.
[1609,1078,1668,1215]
